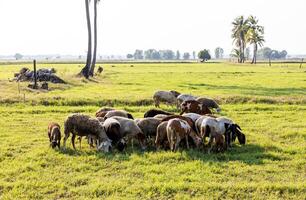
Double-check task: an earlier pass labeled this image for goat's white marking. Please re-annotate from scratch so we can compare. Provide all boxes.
[187,103,191,110]
[179,120,190,132]
[97,139,112,152]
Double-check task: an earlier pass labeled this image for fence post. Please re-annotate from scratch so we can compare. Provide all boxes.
[33,60,38,89]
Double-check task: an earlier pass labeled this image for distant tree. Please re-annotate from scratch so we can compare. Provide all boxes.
[246,15,265,64]
[79,0,92,79]
[145,49,161,60]
[230,49,242,62]
[133,50,144,59]
[176,50,180,60]
[159,50,175,60]
[214,47,224,59]
[14,53,23,60]
[258,47,272,59]
[152,51,161,60]
[192,51,196,59]
[198,50,211,62]
[183,52,190,60]
[279,50,288,59]
[126,54,133,59]
[232,16,249,63]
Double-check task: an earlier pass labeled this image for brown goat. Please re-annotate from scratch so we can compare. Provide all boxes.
[166,118,202,152]
[48,122,61,149]
[180,100,212,115]
[155,121,169,150]
[162,115,195,132]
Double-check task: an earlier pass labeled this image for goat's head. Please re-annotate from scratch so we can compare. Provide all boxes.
[97,138,112,152]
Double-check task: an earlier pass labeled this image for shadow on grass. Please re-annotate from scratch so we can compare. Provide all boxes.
[184,143,283,165]
[58,142,283,165]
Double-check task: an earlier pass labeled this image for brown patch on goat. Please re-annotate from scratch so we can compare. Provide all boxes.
[95,107,114,118]
[180,100,212,115]
[162,115,195,132]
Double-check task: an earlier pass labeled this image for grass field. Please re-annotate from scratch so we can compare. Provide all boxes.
[0,62,305,199]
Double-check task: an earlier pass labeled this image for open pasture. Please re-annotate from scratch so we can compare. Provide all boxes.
[0,62,305,199]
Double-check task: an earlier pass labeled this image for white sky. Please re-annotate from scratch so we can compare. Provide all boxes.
[0,0,305,56]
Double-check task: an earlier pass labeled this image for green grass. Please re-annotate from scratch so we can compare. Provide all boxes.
[0,62,305,199]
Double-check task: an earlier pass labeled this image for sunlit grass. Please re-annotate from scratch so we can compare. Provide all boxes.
[0,62,305,199]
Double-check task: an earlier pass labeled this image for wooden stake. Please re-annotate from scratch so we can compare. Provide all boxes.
[33,60,37,89]
[18,81,20,94]
[300,58,304,68]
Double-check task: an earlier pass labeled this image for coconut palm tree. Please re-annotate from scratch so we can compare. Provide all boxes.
[89,0,100,77]
[80,0,92,79]
[246,16,265,64]
[231,16,249,63]
[230,49,242,63]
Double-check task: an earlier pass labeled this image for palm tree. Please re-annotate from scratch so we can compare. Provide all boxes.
[89,0,100,77]
[246,16,265,64]
[230,49,241,63]
[231,16,249,63]
[80,0,92,79]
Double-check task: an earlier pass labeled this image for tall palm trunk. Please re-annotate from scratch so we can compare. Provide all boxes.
[241,40,245,63]
[89,0,98,77]
[252,43,257,64]
[80,0,92,79]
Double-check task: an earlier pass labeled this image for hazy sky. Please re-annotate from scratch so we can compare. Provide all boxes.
[0,0,305,56]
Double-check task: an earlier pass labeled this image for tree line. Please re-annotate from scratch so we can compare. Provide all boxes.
[127,48,225,61]
[128,50,196,60]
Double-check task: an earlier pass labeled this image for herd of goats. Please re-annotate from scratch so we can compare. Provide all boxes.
[48,90,246,153]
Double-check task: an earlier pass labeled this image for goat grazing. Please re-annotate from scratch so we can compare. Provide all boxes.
[153,90,180,107]
[196,97,221,113]
[200,117,226,153]
[166,118,202,152]
[48,122,61,149]
[180,100,212,115]
[63,114,111,152]
[111,116,147,150]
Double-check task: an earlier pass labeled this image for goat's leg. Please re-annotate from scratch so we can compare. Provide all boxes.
[48,131,51,143]
[71,134,76,150]
[63,132,70,149]
[207,136,214,154]
[57,137,61,149]
[185,136,189,149]
[225,131,231,149]
[174,138,180,152]
[78,136,82,150]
